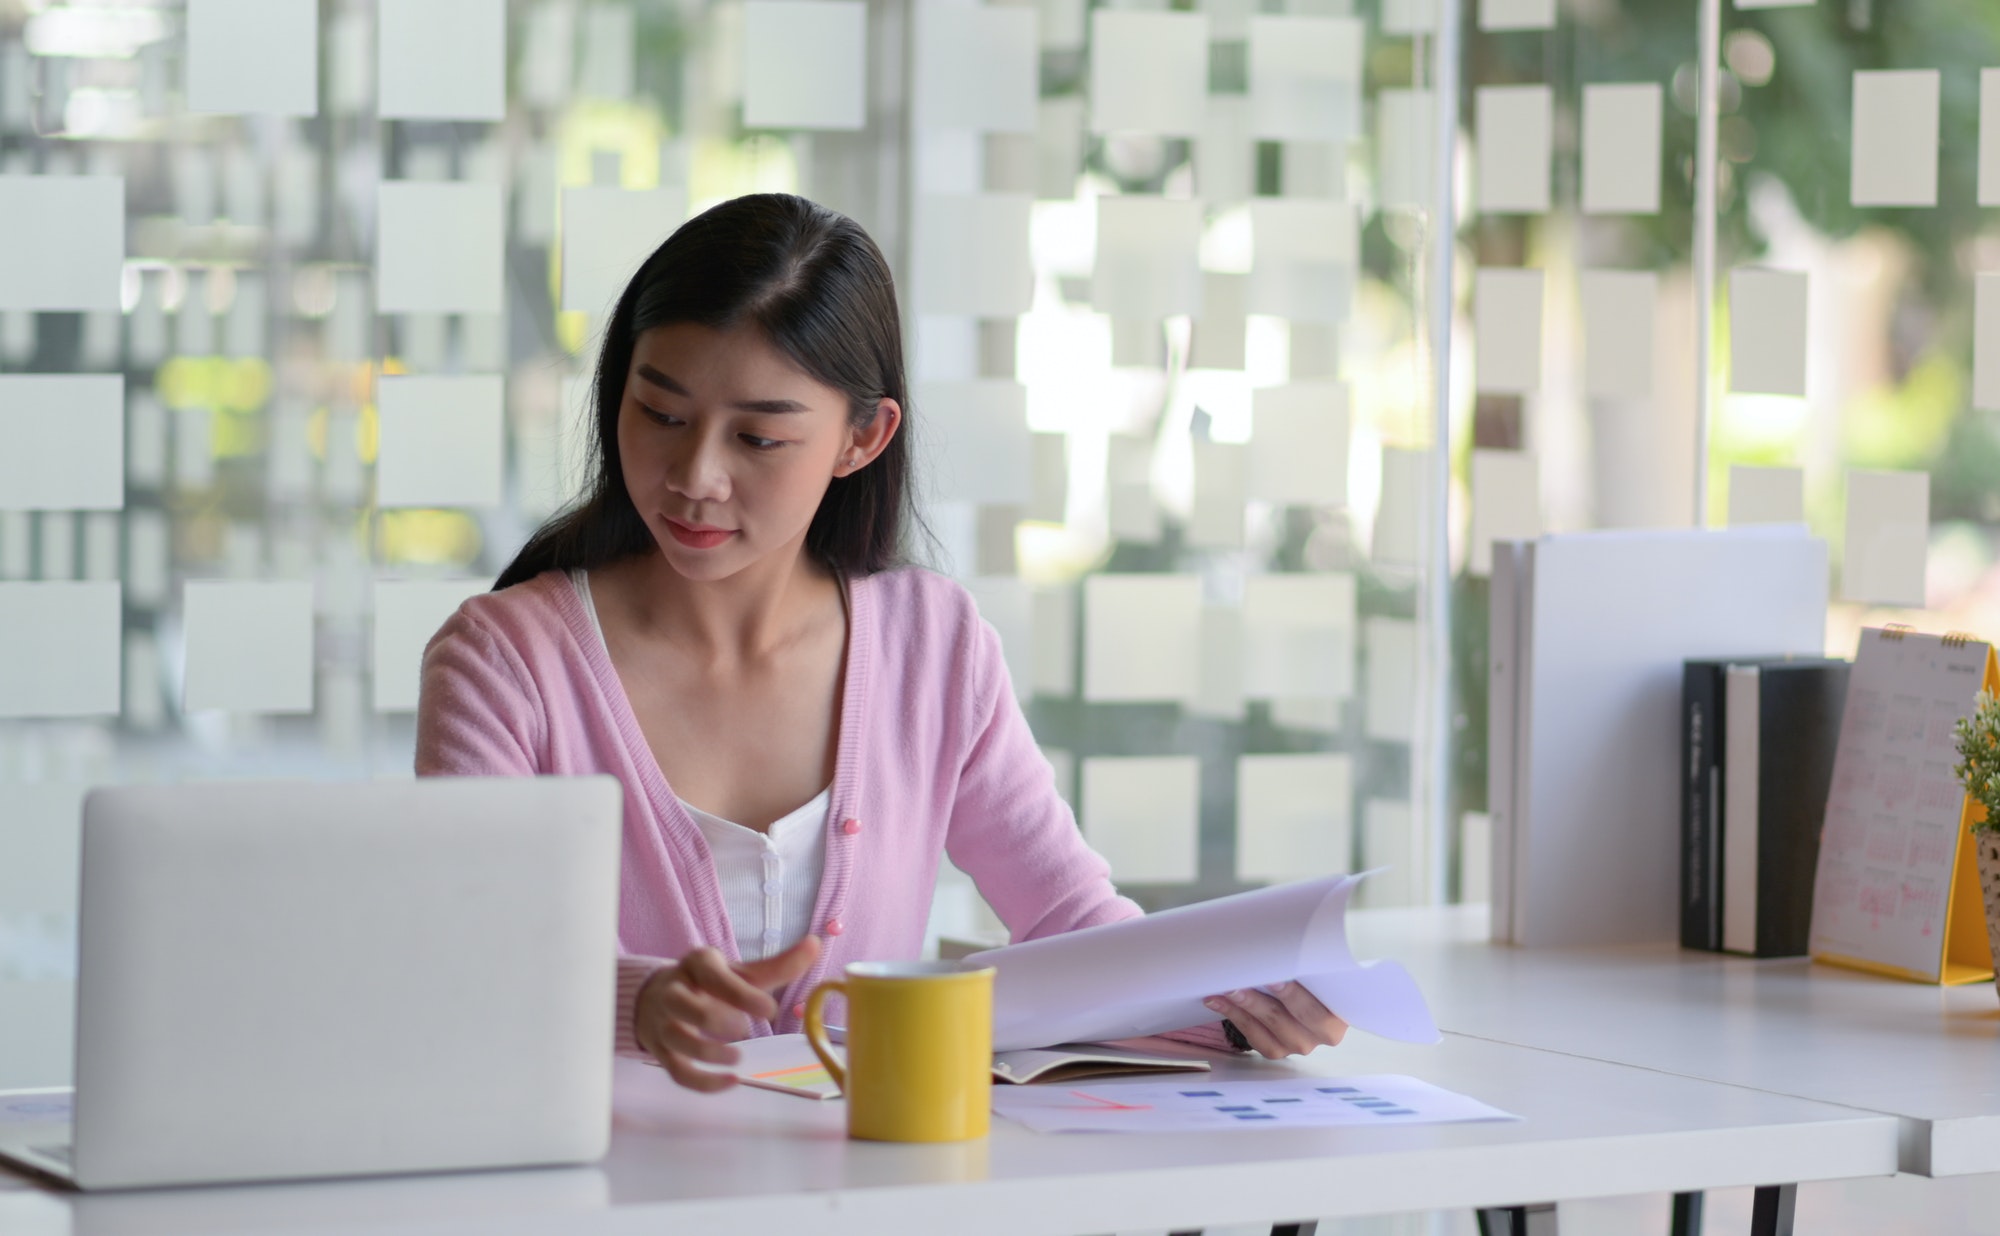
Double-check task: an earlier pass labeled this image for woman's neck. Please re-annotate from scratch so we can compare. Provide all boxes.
[599,543,839,664]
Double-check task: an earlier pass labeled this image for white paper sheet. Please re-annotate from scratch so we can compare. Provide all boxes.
[1082,573,1200,703]
[1247,16,1363,145]
[1474,268,1544,395]
[378,0,505,121]
[0,582,120,719]
[993,1074,1513,1133]
[371,578,487,712]
[968,873,1441,1052]
[1728,464,1804,526]
[0,375,123,511]
[1842,469,1929,607]
[1475,86,1552,213]
[1580,269,1657,400]
[1237,754,1352,883]
[0,176,124,311]
[187,0,318,116]
[1479,0,1553,31]
[1981,70,2000,207]
[182,580,315,714]
[376,374,506,508]
[1080,756,1199,885]
[742,0,868,131]
[377,182,504,314]
[561,187,685,314]
[1469,449,1540,577]
[1581,83,1662,215]
[915,3,1036,134]
[1089,9,1207,136]
[1728,268,1808,397]
[1248,382,1350,507]
[1093,196,1204,321]
[1851,69,1938,208]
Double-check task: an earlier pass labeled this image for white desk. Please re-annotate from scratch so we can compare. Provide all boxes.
[0,1035,1895,1236]
[1351,906,2000,1177]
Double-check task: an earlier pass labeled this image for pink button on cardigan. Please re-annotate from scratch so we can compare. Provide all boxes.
[414,567,1229,1056]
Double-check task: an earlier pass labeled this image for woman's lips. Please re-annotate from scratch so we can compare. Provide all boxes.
[664,517,734,549]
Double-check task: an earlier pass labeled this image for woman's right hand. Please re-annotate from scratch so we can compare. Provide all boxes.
[632,936,822,1092]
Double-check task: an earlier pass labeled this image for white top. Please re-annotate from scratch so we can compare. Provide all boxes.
[569,570,828,963]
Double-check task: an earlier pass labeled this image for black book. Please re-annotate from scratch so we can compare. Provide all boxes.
[1681,656,1849,955]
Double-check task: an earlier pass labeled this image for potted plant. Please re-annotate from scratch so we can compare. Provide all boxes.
[1952,690,2000,984]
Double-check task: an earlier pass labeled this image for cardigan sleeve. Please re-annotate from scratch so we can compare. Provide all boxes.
[941,611,1234,1054]
[414,605,544,777]
[415,602,674,1056]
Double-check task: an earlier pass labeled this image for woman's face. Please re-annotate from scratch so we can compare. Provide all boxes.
[616,321,896,584]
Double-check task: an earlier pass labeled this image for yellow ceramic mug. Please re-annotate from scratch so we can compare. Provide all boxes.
[803,960,994,1142]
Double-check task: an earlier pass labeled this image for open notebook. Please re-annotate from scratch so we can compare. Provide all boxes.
[726,1034,1210,1100]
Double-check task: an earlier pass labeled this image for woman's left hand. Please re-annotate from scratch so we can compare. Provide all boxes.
[1205,981,1349,1059]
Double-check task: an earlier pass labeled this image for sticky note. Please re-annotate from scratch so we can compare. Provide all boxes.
[743,1,867,131]
[1364,616,1418,741]
[0,582,120,718]
[187,0,317,116]
[1470,449,1540,576]
[1373,447,1426,566]
[1376,89,1435,211]
[964,576,1032,701]
[1728,465,1804,526]
[376,375,506,508]
[1247,16,1363,145]
[1190,441,1248,548]
[1729,268,1808,397]
[1475,86,1552,214]
[1474,269,1544,395]
[1360,800,1418,907]
[377,182,504,314]
[1247,199,1358,323]
[1237,753,1352,882]
[1083,573,1201,703]
[918,380,1031,505]
[1582,83,1662,215]
[1579,270,1656,399]
[1977,273,2000,412]
[1093,196,1204,321]
[915,3,1035,134]
[0,176,123,311]
[371,578,488,711]
[1242,572,1357,700]
[1981,70,2000,207]
[183,580,314,713]
[1089,9,1208,137]
[378,0,505,121]
[915,195,1033,317]
[0,376,123,511]
[0,783,85,913]
[560,187,683,314]
[1082,756,1199,884]
[1851,69,1939,208]
[1248,382,1350,507]
[1842,469,1929,607]
[1481,0,1553,30]
[1032,584,1076,696]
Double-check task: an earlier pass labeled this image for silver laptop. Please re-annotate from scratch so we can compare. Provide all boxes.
[0,776,622,1191]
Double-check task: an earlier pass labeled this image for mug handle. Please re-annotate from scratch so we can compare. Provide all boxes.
[803,980,848,1095]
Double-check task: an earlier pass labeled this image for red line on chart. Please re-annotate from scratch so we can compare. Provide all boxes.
[1063,1090,1153,1111]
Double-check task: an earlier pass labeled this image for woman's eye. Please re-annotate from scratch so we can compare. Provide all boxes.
[741,435,783,450]
[640,406,680,426]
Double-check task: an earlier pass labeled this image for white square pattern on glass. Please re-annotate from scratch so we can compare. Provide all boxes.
[1248,382,1350,507]
[1850,69,1939,209]
[1082,756,1200,884]
[0,376,124,511]
[1579,270,1656,400]
[1842,469,1929,608]
[1082,574,1201,704]
[1581,83,1662,215]
[1474,268,1544,396]
[916,379,1033,506]
[1728,465,1805,527]
[1246,16,1363,145]
[1241,573,1357,701]
[376,182,505,315]
[1236,753,1353,883]
[1475,86,1552,214]
[914,3,1036,134]
[371,578,488,712]
[182,580,316,714]
[742,0,869,131]
[375,375,506,509]
[1729,268,1809,397]
[0,582,121,719]
[186,0,318,116]
[560,187,686,314]
[1092,196,1204,321]
[378,0,506,121]
[1470,449,1540,577]
[0,176,124,311]
[1089,9,1208,137]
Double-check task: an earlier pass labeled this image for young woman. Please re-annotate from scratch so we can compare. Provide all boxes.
[416,194,1347,1092]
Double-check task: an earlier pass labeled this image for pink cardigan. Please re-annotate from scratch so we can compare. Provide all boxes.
[415,567,1228,1054]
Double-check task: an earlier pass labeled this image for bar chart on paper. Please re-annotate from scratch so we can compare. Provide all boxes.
[990,1075,1517,1134]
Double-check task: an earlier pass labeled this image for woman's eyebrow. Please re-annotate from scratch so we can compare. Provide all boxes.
[634,363,808,413]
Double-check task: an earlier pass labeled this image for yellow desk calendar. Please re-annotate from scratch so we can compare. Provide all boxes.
[803,960,994,1143]
[1808,627,2000,985]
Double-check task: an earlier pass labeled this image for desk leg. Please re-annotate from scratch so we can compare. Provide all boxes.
[1475,1202,1558,1235]
[1671,1191,1704,1236]
[1749,1184,1796,1236]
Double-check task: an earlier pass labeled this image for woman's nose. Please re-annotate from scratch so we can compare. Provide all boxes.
[664,430,730,503]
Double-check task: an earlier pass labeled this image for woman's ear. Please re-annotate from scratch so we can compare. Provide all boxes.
[835,398,902,477]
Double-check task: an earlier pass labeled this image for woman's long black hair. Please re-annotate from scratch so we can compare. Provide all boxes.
[494,193,915,591]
